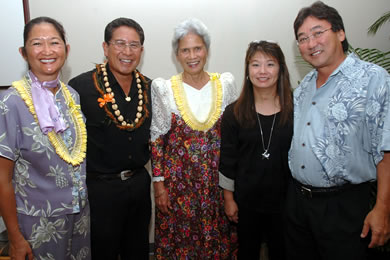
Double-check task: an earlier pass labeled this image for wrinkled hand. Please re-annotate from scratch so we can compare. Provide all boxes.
[9,235,33,260]
[361,206,390,248]
[225,199,239,223]
[155,189,172,214]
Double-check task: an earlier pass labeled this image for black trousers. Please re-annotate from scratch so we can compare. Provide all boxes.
[87,169,151,260]
[237,207,286,260]
[285,179,371,260]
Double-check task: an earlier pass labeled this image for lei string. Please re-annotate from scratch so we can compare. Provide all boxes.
[93,62,150,131]
[13,77,87,166]
[171,72,222,131]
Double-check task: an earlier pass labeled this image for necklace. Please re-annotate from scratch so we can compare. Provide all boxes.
[14,77,87,166]
[256,112,276,160]
[93,62,149,131]
[171,72,223,131]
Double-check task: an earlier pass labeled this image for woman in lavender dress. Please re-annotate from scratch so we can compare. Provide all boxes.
[0,17,90,260]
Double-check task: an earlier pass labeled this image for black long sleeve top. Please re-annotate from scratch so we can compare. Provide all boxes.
[219,103,293,213]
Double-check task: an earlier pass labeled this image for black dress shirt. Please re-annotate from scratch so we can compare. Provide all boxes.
[69,64,152,174]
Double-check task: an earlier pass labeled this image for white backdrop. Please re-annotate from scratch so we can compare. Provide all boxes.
[0,0,26,86]
[25,0,390,88]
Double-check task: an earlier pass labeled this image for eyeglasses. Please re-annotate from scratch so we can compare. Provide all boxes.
[297,28,332,45]
[109,40,142,51]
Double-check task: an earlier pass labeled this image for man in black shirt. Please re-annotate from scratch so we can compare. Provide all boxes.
[69,18,151,260]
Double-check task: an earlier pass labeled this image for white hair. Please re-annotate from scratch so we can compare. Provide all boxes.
[172,18,210,54]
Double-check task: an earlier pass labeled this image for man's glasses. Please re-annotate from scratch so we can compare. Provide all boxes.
[109,40,142,51]
[297,28,332,45]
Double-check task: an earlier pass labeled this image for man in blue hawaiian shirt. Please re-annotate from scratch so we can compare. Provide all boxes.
[287,1,390,259]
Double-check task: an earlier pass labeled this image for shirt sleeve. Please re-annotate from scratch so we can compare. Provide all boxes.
[379,75,390,152]
[0,88,20,161]
[220,72,240,111]
[218,103,239,190]
[366,68,390,164]
[150,78,171,181]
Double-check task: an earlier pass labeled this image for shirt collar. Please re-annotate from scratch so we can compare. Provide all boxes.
[105,63,119,86]
[305,53,358,83]
[330,53,358,79]
[105,63,136,87]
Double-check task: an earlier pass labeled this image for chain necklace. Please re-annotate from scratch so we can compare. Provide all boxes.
[256,112,276,160]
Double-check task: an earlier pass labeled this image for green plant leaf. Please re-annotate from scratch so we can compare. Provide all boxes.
[368,11,390,35]
[351,47,390,73]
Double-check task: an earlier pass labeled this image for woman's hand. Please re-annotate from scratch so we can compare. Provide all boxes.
[9,233,34,260]
[223,189,239,223]
[154,182,172,214]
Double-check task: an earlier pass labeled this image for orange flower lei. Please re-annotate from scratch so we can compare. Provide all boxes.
[98,93,114,107]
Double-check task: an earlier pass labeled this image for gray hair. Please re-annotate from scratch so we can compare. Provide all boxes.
[172,18,211,54]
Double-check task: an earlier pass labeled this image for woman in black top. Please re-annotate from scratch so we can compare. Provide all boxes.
[219,41,293,259]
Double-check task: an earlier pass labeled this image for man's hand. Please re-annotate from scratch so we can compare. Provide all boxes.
[362,153,390,247]
[361,204,390,248]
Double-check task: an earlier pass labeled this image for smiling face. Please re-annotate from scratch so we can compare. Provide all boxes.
[20,22,69,82]
[103,26,143,78]
[176,33,208,77]
[248,51,280,91]
[297,16,346,72]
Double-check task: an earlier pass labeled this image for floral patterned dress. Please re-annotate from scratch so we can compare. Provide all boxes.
[151,73,239,259]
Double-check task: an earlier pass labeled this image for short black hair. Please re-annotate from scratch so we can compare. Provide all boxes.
[294,1,349,52]
[104,17,145,45]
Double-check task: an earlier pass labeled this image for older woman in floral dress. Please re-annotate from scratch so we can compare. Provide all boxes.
[150,18,239,259]
[0,17,90,260]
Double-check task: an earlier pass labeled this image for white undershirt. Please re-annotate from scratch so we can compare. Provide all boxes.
[182,81,212,122]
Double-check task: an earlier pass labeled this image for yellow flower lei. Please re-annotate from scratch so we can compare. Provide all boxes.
[171,72,222,131]
[13,77,87,166]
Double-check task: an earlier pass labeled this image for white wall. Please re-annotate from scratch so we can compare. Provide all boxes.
[28,0,390,88]
[0,0,26,86]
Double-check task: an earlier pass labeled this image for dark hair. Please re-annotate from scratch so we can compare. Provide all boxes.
[104,18,145,45]
[234,41,293,127]
[294,1,348,52]
[22,16,67,56]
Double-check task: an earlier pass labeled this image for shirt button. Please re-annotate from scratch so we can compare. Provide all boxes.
[312,101,316,105]
[301,165,305,169]
[128,137,132,142]
[302,143,305,147]
[307,122,311,126]
[128,155,132,159]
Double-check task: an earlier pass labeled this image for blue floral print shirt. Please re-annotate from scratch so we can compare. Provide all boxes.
[289,54,390,187]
